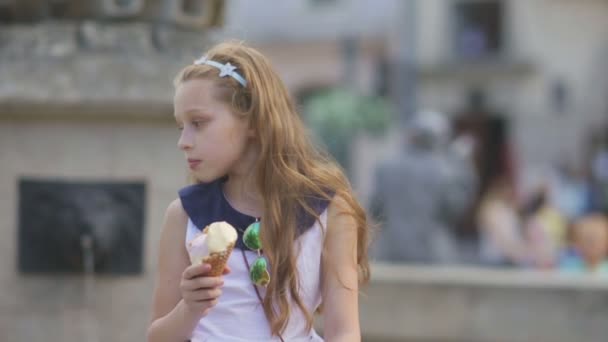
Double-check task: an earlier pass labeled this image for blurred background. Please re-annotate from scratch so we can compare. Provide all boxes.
[2,0,608,341]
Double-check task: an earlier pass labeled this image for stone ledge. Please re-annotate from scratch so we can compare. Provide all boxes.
[362,263,608,342]
[0,100,173,121]
[0,22,214,109]
[370,263,608,290]
[418,58,535,80]
[0,22,212,58]
[0,53,184,103]
[3,264,607,341]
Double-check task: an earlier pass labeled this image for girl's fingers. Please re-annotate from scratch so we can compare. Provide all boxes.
[181,276,223,291]
[190,288,222,301]
[222,266,231,275]
[183,288,222,302]
[182,264,211,279]
[182,263,230,279]
[199,299,218,308]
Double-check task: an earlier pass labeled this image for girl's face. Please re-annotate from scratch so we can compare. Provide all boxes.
[174,78,254,183]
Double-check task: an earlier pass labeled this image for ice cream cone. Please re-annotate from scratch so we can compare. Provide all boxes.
[202,242,235,276]
[187,221,238,276]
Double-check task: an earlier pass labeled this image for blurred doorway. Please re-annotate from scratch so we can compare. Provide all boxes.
[453,88,514,238]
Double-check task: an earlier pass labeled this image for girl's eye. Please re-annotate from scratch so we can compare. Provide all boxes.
[192,120,207,128]
[177,125,184,131]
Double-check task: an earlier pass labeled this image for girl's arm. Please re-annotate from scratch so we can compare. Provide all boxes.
[147,199,199,341]
[147,199,224,342]
[321,196,362,342]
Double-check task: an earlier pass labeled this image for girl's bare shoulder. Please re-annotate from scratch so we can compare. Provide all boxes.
[166,198,188,223]
[161,198,189,240]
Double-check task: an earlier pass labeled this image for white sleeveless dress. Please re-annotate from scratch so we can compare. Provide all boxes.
[184,210,327,342]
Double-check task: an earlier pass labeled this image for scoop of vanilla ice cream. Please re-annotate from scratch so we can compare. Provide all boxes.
[206,221,237,253]
[187,233,209,264]
[187,222,238,264]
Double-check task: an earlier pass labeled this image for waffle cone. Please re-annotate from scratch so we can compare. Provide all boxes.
[202,242,235,276]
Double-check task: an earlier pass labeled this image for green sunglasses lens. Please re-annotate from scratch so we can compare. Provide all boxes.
[250,256,270,287]
[243,221,269,286]
[243,221,262,251]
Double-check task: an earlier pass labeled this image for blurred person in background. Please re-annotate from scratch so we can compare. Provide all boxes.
[520,183,568,269]
[477,174,530,267]
[589,131,608,213]
[452,91,520,263]
[549,160,593,221]
[370,109,477,264]
[559,214,608,274]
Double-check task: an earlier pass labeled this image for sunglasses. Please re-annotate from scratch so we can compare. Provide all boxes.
[243,220,270,287]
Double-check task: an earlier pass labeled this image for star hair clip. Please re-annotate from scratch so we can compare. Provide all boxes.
[193,55,248,87]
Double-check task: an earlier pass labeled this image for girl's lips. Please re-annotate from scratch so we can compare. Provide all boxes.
[188,159,201,169]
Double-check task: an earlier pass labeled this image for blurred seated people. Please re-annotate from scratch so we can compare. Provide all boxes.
[559,214,608,274]
[550,161,592,221]
[477,175,530,267]
[521,184,568,269]
[370,109,477,264]
[590,141,608,212]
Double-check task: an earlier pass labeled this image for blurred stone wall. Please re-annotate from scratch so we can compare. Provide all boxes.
[0,18,210,341]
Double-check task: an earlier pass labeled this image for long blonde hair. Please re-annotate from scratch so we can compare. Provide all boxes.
[174,41,370,336]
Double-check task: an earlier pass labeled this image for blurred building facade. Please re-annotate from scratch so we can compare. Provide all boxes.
[220,0,608,208]
[352,0,608,208]
[218,0,400,97]
[412,0,608,195]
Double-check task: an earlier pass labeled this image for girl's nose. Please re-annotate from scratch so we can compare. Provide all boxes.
[178,130,193,150]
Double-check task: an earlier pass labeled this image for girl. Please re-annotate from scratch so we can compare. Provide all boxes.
[147,41,370,341]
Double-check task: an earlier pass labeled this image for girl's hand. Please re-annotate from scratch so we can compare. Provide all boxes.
[179,263,229,319]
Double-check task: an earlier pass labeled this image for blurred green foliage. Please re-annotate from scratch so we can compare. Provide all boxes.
[303,88,391,172]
